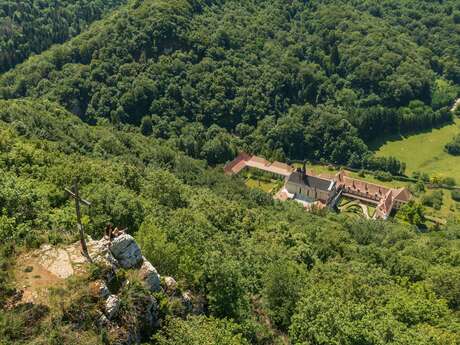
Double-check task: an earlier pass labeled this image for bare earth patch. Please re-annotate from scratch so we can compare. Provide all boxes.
[13,240,103,304]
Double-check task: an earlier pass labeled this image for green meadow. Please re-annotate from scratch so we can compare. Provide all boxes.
[245,177,280,193]
[374,118,460,182]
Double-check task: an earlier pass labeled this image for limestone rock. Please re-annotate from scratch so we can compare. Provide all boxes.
[163,276,177,295]
[181,291,193,313]
[86,237,119,272]
[143,295,159,329]
[105,295,120,320]
[139,257,161,292]
[109,234,143,269]
[97,313,110,327]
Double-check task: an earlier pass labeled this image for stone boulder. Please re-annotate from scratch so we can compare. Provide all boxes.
[97,313,110,327]
[105,294,121,320]
[139,258,161,292]
[143,295,159,330]
[181,291,193,313]
[109,234,143,269]
[88,238,119,272]
[163,276,177,295]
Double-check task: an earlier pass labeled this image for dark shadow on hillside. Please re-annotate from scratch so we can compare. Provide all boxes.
[368,118,459,151]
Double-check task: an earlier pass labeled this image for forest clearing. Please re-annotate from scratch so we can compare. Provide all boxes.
[375,118,460,181]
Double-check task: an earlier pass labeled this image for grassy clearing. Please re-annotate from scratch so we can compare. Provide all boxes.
[245,178,280,193]
[414,189,460,221]
[372,118,460,222]
[374,118,460,181]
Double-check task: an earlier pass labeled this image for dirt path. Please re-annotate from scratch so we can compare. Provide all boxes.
[14,255,65,304]
[13,240,102,304]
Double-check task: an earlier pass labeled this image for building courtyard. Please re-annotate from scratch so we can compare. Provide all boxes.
[225,153,412,220]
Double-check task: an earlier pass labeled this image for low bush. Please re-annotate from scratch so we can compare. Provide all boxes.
[375,171,393,182]
[442,177,457,187]
[421,190,444,210]
[451,190,460,202]
[445,135,460,155]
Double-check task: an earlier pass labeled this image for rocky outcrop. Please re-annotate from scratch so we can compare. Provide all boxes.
[141,295,159,330]
[139,257,161,292]
[181,291,193,314]
[89,280,110,299]
[105,295,120,320]
[17,231,189,345]
[109,234,143,269]
[164,276,177,295]
[98,313,110,327]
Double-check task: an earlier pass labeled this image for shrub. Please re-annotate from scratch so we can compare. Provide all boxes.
[153,316,249,345]
[421,190,444,210]
[414,180,426,193]
[398,200,425,227]
[442,177,457,187]
[451,190,460,202]
[374,170,393,182]
[140,116,153,136]
[445,135,460,155]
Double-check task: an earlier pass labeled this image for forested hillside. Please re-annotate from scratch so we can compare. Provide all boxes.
[0,0,459,171]
[0,0,126,72]
[0,99,459,344]
[1,1,460,344]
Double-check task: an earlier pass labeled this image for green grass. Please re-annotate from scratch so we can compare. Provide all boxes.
[414,189,460,222]
[347,171,408,188]
[374,118,460,182]
[245,178,279,193]
[367,205,376,218]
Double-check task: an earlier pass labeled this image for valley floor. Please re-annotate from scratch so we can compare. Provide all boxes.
[374,118,460,181]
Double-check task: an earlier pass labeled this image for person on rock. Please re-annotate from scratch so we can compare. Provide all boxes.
[105,223,113,241]
[113,227,121,238]
[105,223,128,243]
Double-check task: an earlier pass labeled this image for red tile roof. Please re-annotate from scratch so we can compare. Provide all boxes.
[393,188,412,202]
[224,153,293,177]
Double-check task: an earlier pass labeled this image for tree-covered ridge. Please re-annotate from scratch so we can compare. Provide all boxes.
[334,0,460,84]
[0,0,127,73]
[0,98,460,344]
[0,0,458,169]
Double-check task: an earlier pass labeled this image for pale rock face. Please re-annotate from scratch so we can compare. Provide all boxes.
[105,294,121,320]
[109,234,143,268]
[97,313,110,327]
[164,276,177,294]
[181,291,193,313]
[93,247,118,268]
[139,257,161,292]
[87,237,119,272]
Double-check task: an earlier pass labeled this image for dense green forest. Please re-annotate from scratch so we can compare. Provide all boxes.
[0,0,459,172]
[0,0,126,72]
[1,0,460,344]
[0,99,459,344]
